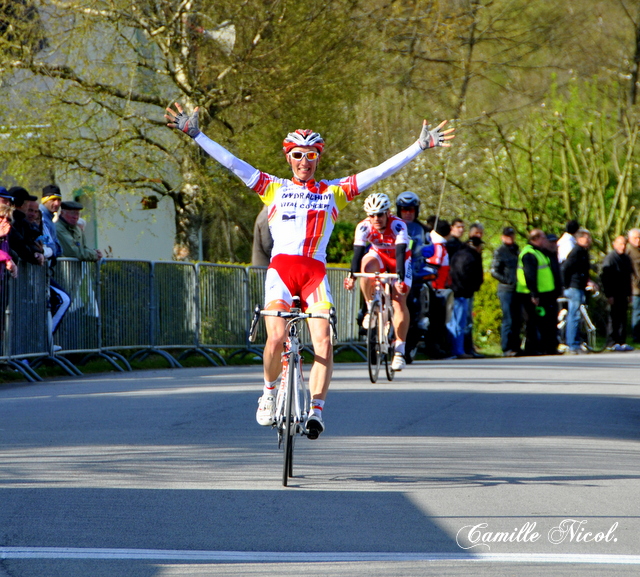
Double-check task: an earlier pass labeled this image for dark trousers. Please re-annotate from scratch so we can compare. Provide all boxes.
[519,292,558,355]
[608,297,629,346]
[632,296,640,343]
[498,290,522,353]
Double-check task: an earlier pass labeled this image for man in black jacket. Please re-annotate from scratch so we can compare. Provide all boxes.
[490,226,521,356]
[562,229,596,353]
[448,237,484,358]
[601,235,633,351]
[7,187,45,267]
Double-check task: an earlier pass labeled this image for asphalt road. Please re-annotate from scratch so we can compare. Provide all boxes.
[1,352,640,576]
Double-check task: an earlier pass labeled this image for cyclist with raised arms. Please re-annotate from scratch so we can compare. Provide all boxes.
[166,103,454,438]
[344,193,412,371]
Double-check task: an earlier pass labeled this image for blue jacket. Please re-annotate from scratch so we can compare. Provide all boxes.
[39,204,62,258]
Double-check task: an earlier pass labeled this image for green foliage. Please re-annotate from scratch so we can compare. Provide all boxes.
[473,273,502,347]
[326,220,356,264]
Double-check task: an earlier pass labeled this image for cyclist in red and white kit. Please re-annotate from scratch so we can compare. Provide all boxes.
[166,103,454,438]
[344,193,412,371]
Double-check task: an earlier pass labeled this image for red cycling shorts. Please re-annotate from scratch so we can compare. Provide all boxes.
[264,254,334,312]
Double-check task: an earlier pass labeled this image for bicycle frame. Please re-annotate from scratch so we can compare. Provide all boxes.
[274,317,307,439]
[556,293,602,352]
[354,272,397,382]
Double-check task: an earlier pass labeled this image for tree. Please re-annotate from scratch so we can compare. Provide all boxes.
[464,81,640,254]
[0,0,367,260]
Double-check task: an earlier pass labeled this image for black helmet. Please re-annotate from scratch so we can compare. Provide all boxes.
[396,191,420,218]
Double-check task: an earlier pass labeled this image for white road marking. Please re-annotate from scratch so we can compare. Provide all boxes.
[1,548,640,564]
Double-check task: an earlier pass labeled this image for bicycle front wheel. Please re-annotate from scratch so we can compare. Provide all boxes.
[367,301,381,383]
[384,318,395,382]
[282,353,297,486]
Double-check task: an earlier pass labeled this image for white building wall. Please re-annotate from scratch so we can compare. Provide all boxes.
[69,187,176,261]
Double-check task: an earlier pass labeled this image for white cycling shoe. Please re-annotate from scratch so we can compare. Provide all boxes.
[306,413,325,440]
[256,394,276,426]
[391,352,406,371]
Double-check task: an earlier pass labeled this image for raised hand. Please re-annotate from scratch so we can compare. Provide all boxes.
[418,120,455,150]
[165,102,200,138]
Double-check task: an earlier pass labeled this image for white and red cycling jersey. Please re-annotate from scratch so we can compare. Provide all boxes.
[354,215,413,286]
[253,173,357,262]
[193,132,424,309]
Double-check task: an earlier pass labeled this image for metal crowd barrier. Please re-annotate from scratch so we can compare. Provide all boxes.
[1,259,363,380]
[197,263,248,364]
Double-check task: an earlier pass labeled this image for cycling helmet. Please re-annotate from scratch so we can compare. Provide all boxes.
[396,191,420,218]
[282,129,325,154]
[363,193,391,216]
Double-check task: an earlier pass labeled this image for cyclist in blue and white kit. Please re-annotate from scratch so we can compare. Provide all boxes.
[166,102,454,438]
[396,191,437,361]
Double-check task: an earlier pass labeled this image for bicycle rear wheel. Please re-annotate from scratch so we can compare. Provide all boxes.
[367,302,381,383]
[582,305,608,353]
[282,353,297,486]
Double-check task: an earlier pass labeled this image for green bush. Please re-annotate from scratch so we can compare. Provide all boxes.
[473,272,502,347]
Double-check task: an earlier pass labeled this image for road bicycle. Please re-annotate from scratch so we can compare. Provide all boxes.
[557,289,608,353]
[249,298,336,486]
[353,272,397,383]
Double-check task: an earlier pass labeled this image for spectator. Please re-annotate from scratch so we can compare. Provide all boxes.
[627,228,640,343]
[0,186,13,207]
[601,235,633,351]
[0,205,18,278]
[490,226,521,356]
[558,220,580,264]
[40,184,63,258]
[251,204,273,266]
[426,219,452,358]
[427,219,451,290]
[543,232,562,354]
[544,233,562,298]
[562,229,596,354]
[448,237,484,358]
[28,199,71,335]
[468,222,484,239]
[425,214,437,233]
[516,229,557,356]
[7,187,45,266]
[56,201,103,261]
[446,218,465,257]
[463,221,485,357]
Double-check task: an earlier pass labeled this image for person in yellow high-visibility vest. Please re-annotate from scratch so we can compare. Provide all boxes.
[516,229,558,355]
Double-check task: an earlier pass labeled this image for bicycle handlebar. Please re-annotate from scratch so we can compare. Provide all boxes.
[352,272,397,281]
[248,304,338,343]
[260,310,332,320]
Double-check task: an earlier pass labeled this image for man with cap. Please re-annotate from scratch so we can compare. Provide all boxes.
[56,201,103,261]
[0,186,13,206]
[562,229,597,354]
[7,186,45,266]
[490,226,521,356]
[40,185,63,258]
